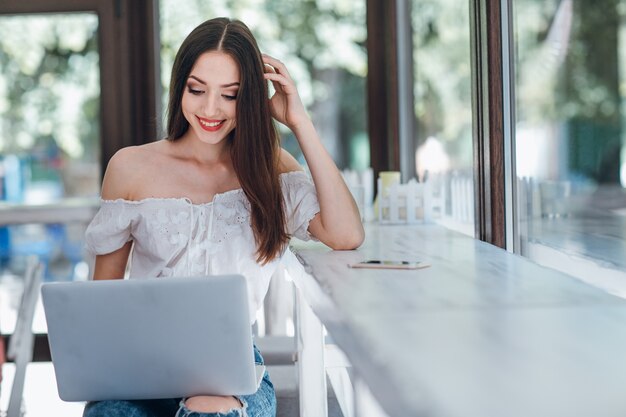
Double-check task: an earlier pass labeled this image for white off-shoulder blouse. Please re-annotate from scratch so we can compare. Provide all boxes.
[84,171,320,324]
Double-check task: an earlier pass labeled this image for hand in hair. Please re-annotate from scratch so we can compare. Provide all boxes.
[262,54,310,130]
[261,55,364,249]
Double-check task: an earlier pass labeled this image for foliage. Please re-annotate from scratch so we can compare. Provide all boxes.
[514,0,623,182]
[0,14,100,160]
[412,0,473,169]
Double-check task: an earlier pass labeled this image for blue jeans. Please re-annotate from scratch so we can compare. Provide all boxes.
[83,345,276,417]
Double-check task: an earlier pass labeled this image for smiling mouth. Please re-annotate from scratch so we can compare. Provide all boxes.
[197,116,225,132]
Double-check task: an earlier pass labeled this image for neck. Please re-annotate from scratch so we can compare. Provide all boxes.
[175,132,232,166]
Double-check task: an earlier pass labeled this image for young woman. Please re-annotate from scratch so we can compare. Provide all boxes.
[83,17,363,417]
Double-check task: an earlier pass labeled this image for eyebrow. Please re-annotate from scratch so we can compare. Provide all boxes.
[188,75,240,88]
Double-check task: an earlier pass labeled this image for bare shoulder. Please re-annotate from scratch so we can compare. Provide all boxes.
[278,148,303,174]
[101,141,167,200]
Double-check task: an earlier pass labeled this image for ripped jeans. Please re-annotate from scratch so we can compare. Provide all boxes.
[82,345,276,417]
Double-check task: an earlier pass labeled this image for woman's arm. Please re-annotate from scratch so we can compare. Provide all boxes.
[92,148,137,280]
[93,243,132,280]
[264,54,364,249]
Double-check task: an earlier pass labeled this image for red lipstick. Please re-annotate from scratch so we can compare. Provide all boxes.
[196,116,225,132]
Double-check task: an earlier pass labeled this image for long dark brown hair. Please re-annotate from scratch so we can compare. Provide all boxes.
[166,17,288,264]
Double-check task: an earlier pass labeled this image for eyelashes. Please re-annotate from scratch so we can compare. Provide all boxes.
[186,85,237,100]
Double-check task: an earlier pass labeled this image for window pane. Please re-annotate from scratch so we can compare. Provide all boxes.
[158,1,368,170]
[411,0,475,235]
[0,13,100,301]
[0,13,100,202]
[513,0,626,292]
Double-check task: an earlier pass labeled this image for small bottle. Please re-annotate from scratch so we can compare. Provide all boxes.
[375,171,400,222]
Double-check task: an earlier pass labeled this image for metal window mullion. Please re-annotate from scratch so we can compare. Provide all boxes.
[396,0,416,182]
[470,0,491,241]
[500,0,518,253]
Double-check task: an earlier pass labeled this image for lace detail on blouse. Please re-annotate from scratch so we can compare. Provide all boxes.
[84,171,320,323]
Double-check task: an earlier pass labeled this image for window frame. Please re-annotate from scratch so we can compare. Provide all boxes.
[367,0,510,247]
[470,0,509,248]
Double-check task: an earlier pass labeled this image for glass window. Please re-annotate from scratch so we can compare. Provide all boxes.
[0,13,100,309]
[0,13,100,203]
[411,0,475,236]
[158,0,369,171]
[513,0,626,293]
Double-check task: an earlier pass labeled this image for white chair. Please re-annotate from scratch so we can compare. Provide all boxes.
[5,257,43,417]
[259,263,347,417]
[294,285,353,417]
[268,252,353,417]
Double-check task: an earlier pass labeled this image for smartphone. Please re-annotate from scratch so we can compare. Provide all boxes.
[348,260,430,270]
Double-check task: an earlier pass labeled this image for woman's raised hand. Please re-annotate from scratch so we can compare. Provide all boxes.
[263,57,363,249]
[263,54,310,131]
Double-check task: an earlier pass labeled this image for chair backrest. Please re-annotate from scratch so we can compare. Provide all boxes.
[6,256,43,417]
[7,257,42,359]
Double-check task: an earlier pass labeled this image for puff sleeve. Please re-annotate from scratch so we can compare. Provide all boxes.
[84,200,136,255]
[281,171,321,241]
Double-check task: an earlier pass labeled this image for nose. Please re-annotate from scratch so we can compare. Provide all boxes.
[201,93,219,117]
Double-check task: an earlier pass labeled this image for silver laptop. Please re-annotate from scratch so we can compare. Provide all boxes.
[41,275,265,402]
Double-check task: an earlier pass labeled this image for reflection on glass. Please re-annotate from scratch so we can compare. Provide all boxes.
[158,0,368,170]
[412,0,474,235]
[0,14,100,286]
[513,0,626,288]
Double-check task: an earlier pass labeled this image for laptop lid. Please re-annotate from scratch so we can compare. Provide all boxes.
[41,275,263,402]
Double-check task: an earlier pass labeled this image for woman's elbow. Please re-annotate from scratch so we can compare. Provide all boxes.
[327,226,365,250]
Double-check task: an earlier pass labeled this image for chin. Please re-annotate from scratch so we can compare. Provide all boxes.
[195,127,235,145]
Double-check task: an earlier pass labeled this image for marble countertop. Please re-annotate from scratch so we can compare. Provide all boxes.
[288,223,626,417]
